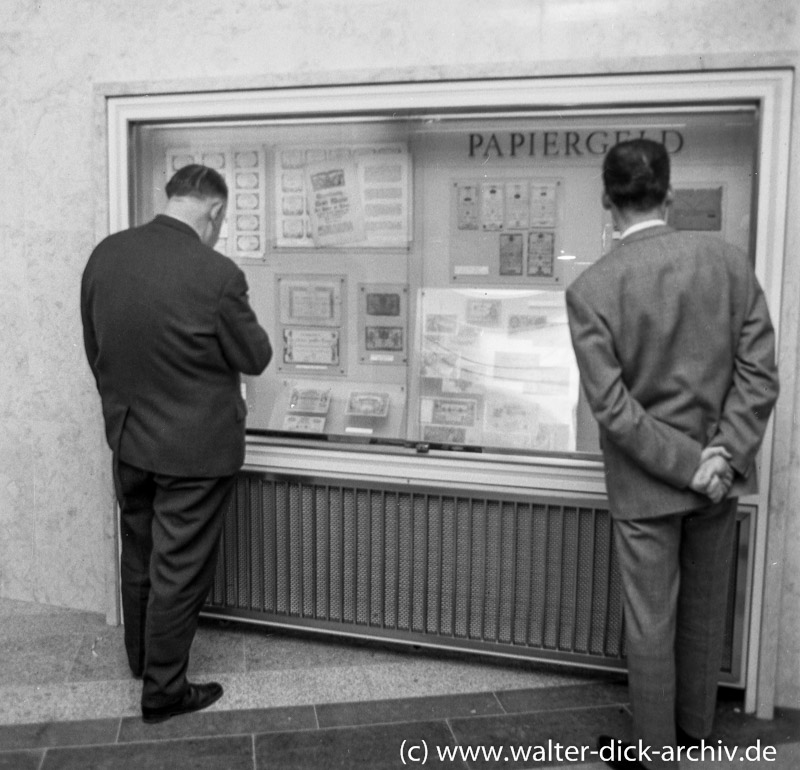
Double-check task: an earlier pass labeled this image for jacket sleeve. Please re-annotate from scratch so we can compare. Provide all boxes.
[709,272,779,477]
[566,285,703,488]
[216,269,273,375]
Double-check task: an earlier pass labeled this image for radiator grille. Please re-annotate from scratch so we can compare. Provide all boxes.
[206,472,741,672]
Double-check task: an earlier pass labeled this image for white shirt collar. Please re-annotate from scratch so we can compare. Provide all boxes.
[619,219,667,241]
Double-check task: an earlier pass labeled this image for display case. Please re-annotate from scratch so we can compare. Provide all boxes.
[131,107,760,458]
[107,72,791,699]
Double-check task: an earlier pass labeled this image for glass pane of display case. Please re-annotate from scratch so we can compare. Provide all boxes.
[416,287,578,453]
[130,105,758,458]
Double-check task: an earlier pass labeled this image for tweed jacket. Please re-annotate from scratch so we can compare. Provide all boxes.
[81,215,272,478]
[565,225,778,519]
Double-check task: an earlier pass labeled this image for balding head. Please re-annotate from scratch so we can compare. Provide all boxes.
[164,164,228,248]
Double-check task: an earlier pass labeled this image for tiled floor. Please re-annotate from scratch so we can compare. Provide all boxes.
[0,598,798,768]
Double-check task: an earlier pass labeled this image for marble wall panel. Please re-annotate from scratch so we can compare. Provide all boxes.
[22,105,97,234]
[30,418,112,611]
[0,228,28,303]
[4,1,798,92]
[0,253,31,423]
[0,419,37,601]
[24,229,98,421]
[0,99,24,228]
[777,513,800,708]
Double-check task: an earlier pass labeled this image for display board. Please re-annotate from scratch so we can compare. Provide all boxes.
[268,379,406,439]
[275,274,347,375]
[449,178,564,284]
[357,283,409,366]
[417,288,576,451]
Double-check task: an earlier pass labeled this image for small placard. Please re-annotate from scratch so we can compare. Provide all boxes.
[454,265,490,276]
[671,187,723,231]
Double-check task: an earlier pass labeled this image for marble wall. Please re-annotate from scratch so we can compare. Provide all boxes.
[0,0,798,706]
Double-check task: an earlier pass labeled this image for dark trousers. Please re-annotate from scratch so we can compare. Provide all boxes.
[113,457,235,709]
[612,498,737,768]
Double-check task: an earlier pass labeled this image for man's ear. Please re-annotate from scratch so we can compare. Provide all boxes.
[601,191,613,210]
[664,186,675,206]
[209,198,226,221]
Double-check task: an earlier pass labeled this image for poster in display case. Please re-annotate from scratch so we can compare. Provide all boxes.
[305,159,366,246]
[273,143,411,248]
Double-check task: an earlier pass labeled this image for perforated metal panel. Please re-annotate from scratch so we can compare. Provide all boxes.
[204,471,746,675]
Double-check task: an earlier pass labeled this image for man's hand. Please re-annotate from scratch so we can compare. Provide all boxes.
[690,446,733,503]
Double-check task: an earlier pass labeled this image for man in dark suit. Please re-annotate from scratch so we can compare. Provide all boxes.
[566,140,778,769]
[81,164,272,723]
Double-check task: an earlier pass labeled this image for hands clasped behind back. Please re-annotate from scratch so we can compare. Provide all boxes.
[690,446,734,504]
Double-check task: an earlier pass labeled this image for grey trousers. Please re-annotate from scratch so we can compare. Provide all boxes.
[613,498,737,767]
[113,457,236,709]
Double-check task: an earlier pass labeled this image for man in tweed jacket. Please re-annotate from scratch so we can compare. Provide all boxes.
[566,139,778,769]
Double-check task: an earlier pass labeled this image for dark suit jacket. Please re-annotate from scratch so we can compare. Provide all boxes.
[566,225,778,519]
[81,215,272,478]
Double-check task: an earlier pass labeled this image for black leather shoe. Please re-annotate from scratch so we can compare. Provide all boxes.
[142,682,223,724]
[597,735,648,769]
[676,724,703,749]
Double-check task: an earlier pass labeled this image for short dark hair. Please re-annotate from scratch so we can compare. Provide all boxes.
[165,164,228,201]
[602,139,670,211]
